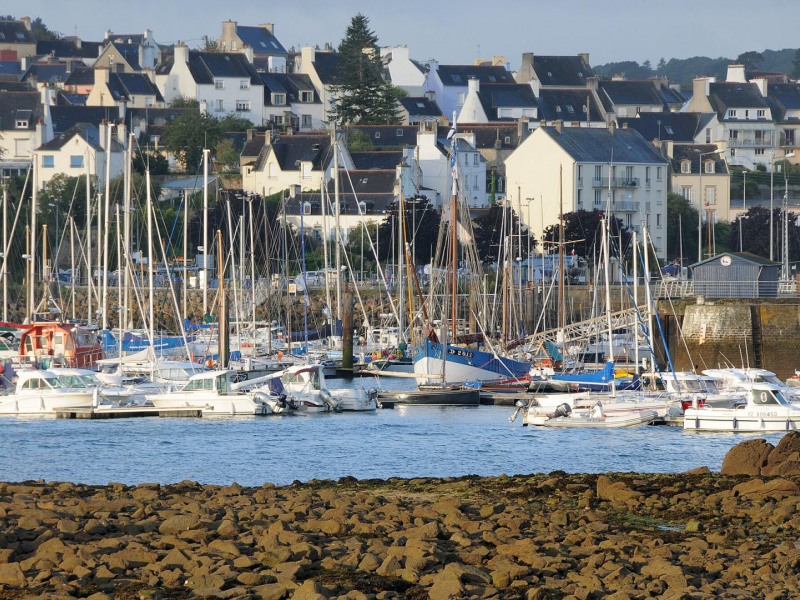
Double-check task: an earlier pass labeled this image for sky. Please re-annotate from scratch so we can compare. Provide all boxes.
[4,0,800,69]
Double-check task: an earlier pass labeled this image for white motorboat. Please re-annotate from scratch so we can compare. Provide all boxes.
[703,368,800,403]
[147,370,284,415]
[523,389,679,421]
[272,364,377,412]
[48,367,167,406]
[0,370,98,415]
[662,371,745,409]
[684,383,800,432]
[529,407,658,428]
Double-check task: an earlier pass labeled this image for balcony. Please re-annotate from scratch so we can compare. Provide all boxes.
[592,177,640,188]
[608,202,640,212]
[728,136,775,147]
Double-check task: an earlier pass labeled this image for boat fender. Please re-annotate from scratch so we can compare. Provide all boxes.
[552,403,572,419]
[732,417,737,430]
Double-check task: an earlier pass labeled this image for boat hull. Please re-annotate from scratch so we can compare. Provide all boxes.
[413,340,530,385]
[529,409,657,428]
[148,393,271,415]
[0,392,96,415]
[379,388,480,406]
[684,407,800,432]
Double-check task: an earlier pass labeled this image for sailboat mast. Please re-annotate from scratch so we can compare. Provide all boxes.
[1,186,6,323]
[321,180,332,328]
[633,230,639,372]
[124,133,133,330]
[398,192,405,343]
[70,217,75,321]
[183,189,188,319]
[202,148,209,316]
[602,217,616,396]
[30,155,37,323]
[146,170,155,347]
[643,224,655,374]
[102,123,112,330]
[85,155,92,324]
[249,197,256,350]
[558,165,565,334]
[333,126,342,322]
[450,178,458,339]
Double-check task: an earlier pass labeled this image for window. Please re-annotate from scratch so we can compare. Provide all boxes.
[729,109,737,118]
[488,76,496,82]
[681,160,691,174]
[302,202,311,215]
[301,114,312,128]
[70,155,84,168]
[452,75,462,83]
[301,91,314,102]
[730,148,737,157]
[236,100,250,112]
[42,155,54,168]
[645,166,651,185]
[556,105,562,113]
[577,189,583,206]
[594,189,602,205]
[566,105,574,114]
[457,92,466,106]
[757,109,766,118]
[656,214,662,228]
[231,41,237,50]
[215,79,224,90]
[745,110,749,119]
[594,165,602,180]
[416,102,425,108]
[681,186,695,202]
[664,126,674,135]
[374,131,381,139]
[473,153,479,166]
[705,186,716,205]
[636,106,642,114]
[755,148,765,155]
[625,166,634,181]
[358,201,366,214]
[215,99,224,112]
[706,128,711,143]
[15,119,27,129]
[273,94,285,105]
[656,167,663,181]
[240,80,249,90]
[474,175,478,190]
[268,163,277,178]
[705,160,715,174]
[397,129,404,137]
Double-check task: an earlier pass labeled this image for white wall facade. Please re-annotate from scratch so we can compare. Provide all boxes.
[416,130,488,209]
[381,46,426,96]
[35,138,124,190]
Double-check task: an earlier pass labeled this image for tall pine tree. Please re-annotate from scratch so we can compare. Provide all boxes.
[330,13,402,125]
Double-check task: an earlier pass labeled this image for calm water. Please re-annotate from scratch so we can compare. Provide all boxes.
[0,378,789,485]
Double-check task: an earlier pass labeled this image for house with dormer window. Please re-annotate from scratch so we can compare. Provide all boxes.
[766,82,800,162]
[0,88,53,177]
[458,78,538,123]
[666,142,731,222]
[218,21,287,73]
[296,47,339,121]
[155,44,263,125]
[422,63,514,119]
[260,72,324,131]
[0,17,36,60]
[99,29,160,70]
[86,68,165,108]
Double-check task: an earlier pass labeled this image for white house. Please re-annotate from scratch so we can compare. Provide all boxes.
[295,46,339,122]
[416,123,488,209]
[86,68,165,108]
[505,122,670,259]
[398,95,442,125]
[35,121,125,190]
[381,46,427,96]
[0,86,53,177]
[457,78,538,124]
[260,72,324,131]
[102,29,160,70]
[685,67,777,170]
[155,44,264,125]
[422,63,514,120]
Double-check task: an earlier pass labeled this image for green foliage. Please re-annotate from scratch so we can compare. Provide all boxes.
[714,220,732,255]
[133,150,170,176]
[595,60,653,80]
[108,171,160,204]
[666,192,699,262]
[346,129,374,152]
[542,209,630,261]
[168,96,200,109]
[30,17,61,41]
[329,13,402,125]
[473,204,534,264]
[38,174,92,229]
[729,205,800,260]
[200,36,220,52]
[218,114,253,133]
[214,138,239,170]
[736,51,764,70]
[793,49,800,79]
[161,112,221,171]
[376,197,440,265]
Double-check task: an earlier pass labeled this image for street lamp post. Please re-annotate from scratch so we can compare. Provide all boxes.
[48,203,58,276]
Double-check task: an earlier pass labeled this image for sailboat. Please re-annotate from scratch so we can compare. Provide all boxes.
[413,117,530,387]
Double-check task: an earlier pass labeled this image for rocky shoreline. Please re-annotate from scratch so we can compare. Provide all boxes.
[2,436,800,600]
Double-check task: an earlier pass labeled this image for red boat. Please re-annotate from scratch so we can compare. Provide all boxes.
[19,322,103,369]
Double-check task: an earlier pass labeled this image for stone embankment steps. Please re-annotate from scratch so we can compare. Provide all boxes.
[2,436,800,598]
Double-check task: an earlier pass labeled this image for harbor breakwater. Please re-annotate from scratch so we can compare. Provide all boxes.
[2,434,800,599]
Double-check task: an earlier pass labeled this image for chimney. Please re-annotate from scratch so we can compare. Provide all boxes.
[693,77,708,101]
[99,119,108,149]
[242,44,254,63]
[35,118,44,147]
[117,121,127,146]
[144,28,152,41]
[174,43,189,65]
[247,128,255,141]
[20,16,31,31]
[612,73,626,81]
[199,99,207,115]
[622,122,628,130]
[554,119,563,134]
[300,46,315,73]
[539,119,546,128]
[222,20,237,40]
[104,29,112,41]
[586,76,598,91]
[95,67,110,85]
[727,63,747,83]
[517,116,529,141]
[260,23,274,35]
[578,53,590,66]
[37,82,51,107]
[753,77,768,97]
[425,90,436,103]
[608,120,616,135]
[428,59,439,72]
[467,77,480,95]
[516,52,534,84]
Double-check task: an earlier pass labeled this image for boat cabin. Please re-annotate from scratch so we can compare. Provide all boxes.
[180,370,237,395]
[14,370,64,394]
[19,323,103,369]
[745,386,793,408]
[664,372,720,395]
[280,365,326,392]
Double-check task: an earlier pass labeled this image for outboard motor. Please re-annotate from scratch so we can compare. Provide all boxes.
[552,403,572,419]
[320,389,340,412]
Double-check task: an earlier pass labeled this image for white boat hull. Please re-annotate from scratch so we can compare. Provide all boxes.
[684,406,800,432]
[529,409,658,428]
[148,393,272,415]
[0,392,96,415]
[330,389,377,411]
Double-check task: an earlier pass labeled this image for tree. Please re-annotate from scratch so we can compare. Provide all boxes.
[133,150,170,176]
[200,36,221,52]
[214,138,239,170]
[168,96,199,109]
[728,205,800,259]
[218,114,253,133]
[736,51,764,70]
[30,17,61,41]
[346,129,374,152]
[542,209,630,262]
[656,58,666,74]
[792,49,800,79]
[376,196,440,265]
[161,112,221,171]
[642,59,653,72]
[473,204,534,264]
[330,13,402,125]
[666,192,699,264]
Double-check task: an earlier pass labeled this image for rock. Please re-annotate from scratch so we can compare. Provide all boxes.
[685,520,702,533]
[252,583,288,600]
[596,475,643,503]
[237,572,263,586]
[768,431,800,465]
[762,460,800,477]
[429,577,465,600]
[0,549,14,564]
[358,553,381,572]
[444,562,492,584]
[293,579,329,600]
[209,539,241,556]
[0,562,26,587]
[158,514,200,535]
[376,556,402,577]
[186,573,225,590]
[491,570,511,589]
[721,439,774,476]
[684,466,711,475]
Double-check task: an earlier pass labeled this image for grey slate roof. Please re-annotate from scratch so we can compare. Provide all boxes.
[64,67,94,87]
[598,80,666,109]
[110,44,142,70]
[454,125,518,150]
[254,135,332,172]
[708,82,770,120]
[537,89,603,122]
[107,73,164,102]
[0,91,42,132]
[235,25,286,55]
[350,151,404,170]
[767,83,800,122]
[399,96,442,118]
[435,65,512,86]
[50,105,120,133]
[0,61,20,75]
[57,93,87,106]
[617,112,716,143]
[691,251,778,269]
[352,125,417,147]
[670,144,728,175]
[542,126,669,164]
[476,83,537,121]
[20,63,69,84]
[288,191,394,216]
[187,51,261,85]
[0,21,35,45]
[39,123,123,152]
[107,33,145,45]
[312,52,339,84]
[660,85,687,106]
[532,55,594,87]
[241,133,266,158]
[327,170,396,195]
[0,81,29,92]
[36,40,97,59]
[260,73,320,105]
